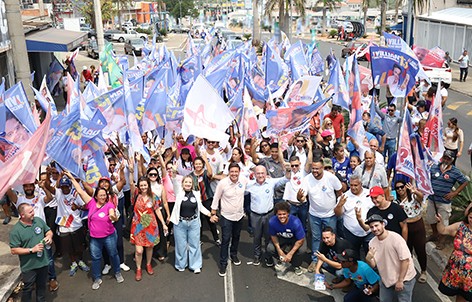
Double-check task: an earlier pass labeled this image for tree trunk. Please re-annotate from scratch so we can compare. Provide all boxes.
[322,5,327,34]
[363,4,368,26]
[394,0,401,24]
[380,0,387,33]
[252,0,260,42]
[279,0,288,35]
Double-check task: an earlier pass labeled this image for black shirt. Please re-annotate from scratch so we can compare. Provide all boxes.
[180,191,198,218]
[319,237,353,262]
[367,202,407,236]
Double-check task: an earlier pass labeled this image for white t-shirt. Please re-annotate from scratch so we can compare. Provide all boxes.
[301,172,342,218]
[55,189,85,233]
[206,149,225,192]
[16,195,46,222]
[283,169,308,203]
[342,188,374,237]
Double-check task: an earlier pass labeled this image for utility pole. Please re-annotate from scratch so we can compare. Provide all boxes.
[93,0,105,52]
[5,0,34,101]
[405,0,413,46]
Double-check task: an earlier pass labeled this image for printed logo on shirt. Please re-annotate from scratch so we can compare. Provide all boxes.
[444,174,450,180]
[34,227,42,234]
[190,197,197,203]
[146,201,153,208]
[265,189,270,194]
[238,183,243,188]
[322,186,327,192]
[434,172,440,178]
[387,213,394,220]
[98,212,106,218]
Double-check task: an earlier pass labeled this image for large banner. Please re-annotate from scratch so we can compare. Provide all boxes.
[282,76,322,107]
[412,46,446,68]
[370,46,420,97]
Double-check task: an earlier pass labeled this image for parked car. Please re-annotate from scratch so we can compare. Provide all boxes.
[124,38,145,56]
[341,41,368,60]
[112,30,147,42]
[86,39,99,59]
[423,66,452,85]
[170,25,190,33]
[104,30,121,41]
[227,39,243,50]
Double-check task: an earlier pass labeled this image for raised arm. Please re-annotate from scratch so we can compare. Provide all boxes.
[64,171,92,204]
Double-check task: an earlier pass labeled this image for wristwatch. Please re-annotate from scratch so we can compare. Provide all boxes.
[29,248,33,254]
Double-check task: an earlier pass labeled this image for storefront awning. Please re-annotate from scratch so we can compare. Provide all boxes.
[25,28,87,52]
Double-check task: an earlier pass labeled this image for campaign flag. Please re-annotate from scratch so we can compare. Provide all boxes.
[46,56,64,94]
[0,107,51,198]
[325,58,350,110]
[244,60,267,105]
[182,75,235,142]
[97,66,108,94]
[396,110,415,179]
[347,56,364,137]
[84,149,109,187]
[4,82,37,134]
[262,43,289,98]
[282,76,322,107]
[240,87,260,139]
[266,96,329,136]
[68,48,80,79]
[204,50,237,94]
[141,69,167,133]
[100,43,123,88]
[37,76,58,117]
[369,46,420,97]
[284,41,309,81]
[87,86,127,136]
[0,78,5,134]
[423,81,445,162]
[186,34,199,58]
[359,65,374,93]
[411,131,434,195]
[178,54,202,106]
[308,46,324,75]
[82,81,101,101]
[0,136,20,162]
[412,45,445,68]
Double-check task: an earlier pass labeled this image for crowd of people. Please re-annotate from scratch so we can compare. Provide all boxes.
[3,50,472,302]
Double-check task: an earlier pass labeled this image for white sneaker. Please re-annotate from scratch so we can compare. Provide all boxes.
[120,263,130,271]
[102,264,112,275]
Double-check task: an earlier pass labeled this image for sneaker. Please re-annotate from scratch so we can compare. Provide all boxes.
[307,261,317,273]
[102,264,111,275]
[115,273,124,283]
[120,263,130,271]
[49,279,59,292]
[69,262,78,277]
[176,268,185,272]
[194,268,201,274]
[265,257,274,267]
[78,260,90,272]
[218,267,227,277]
[252,258,261,266]
[92,279,102,290]
[418,271,427,283]
[3,216,11,225]
[294,266,303,276]
[230,256,241,266]
[215,239,221,247]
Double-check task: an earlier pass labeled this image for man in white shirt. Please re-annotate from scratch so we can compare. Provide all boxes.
[297,158,343,271]
[334,175,375,255]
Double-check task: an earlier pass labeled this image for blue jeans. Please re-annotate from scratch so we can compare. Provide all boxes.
[383,139,396,162]
[21,266,48,302]
[344,286,375,302]
[309,214,337,262]
[46,246,56,280]
[379,278,416,302]
[174,217,202,271]
[219,216,243,268]
[90,231,120,281]
[290,202,308,231]
[343,226,374,256]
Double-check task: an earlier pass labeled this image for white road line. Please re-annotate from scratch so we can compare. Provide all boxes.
[224,263,235,302]
[412,256,452,302]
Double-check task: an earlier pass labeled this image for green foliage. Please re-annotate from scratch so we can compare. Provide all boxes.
[376,25,390,35]
[159,28,168,37]
[328,29,338,38]
[164,0,198,21]
[243,33,252,41]
[80,0,114,27]
[453,171,472,210]
[136,28,152,35]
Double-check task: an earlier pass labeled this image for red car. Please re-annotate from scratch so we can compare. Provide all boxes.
[341,42,368,60]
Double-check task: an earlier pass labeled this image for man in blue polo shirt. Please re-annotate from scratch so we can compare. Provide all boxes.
[427,150,469,249]
[267,202,305,275]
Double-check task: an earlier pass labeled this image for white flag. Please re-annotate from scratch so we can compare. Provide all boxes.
[182,75,234,142]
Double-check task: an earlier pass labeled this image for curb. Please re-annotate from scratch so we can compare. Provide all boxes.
[425,241,448,269]
[448,86,472,98]
[0,267,21,302]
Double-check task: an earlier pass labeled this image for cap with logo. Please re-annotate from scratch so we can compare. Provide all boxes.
[367,186,384,198]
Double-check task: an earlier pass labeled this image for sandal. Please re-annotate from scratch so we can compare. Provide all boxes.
[135,269,142,281]
[418,272,427,283]
[158,256,165,262]
[146,264,154,275]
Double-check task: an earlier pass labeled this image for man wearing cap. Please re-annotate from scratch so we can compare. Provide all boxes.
[297,158,343,271]
[319,130,334,158]
[365,214,417,302]
[427,151,468,248]
[335,174,375,255]
[325,249,380,302]
[267,202,305,275]
[324,105,345,143]
[357,186,408,241]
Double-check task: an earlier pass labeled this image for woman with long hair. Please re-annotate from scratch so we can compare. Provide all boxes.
[393,180,427,283]
[444,117,464,165]
[436,207,472,302]
[130,177,168,281]
[170,176,213,273]
[65,171,124,290]
[176,147,194,176]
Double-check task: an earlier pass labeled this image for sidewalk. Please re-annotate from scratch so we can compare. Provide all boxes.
[0,215,21,302]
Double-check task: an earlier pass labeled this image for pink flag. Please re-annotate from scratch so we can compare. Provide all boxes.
[423,81,445,162]
[395,110,415,179]
[0,107,51,197]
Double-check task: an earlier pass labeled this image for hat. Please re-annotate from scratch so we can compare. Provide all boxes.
[59,178,71,187]
[337,249,358,262]
[442,150,455,159]
[365,214,385,225]
[321,130,332,138]
[416,100,426,108]
[99,176,111,183]
[323,158,333,168]
[82,65,88,71]
[367,186,384,198]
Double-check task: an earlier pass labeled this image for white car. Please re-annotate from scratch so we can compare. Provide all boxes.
[423,66,452,85]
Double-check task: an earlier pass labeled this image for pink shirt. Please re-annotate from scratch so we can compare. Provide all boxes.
[85,198,116,238]
[162,174,176,203]
[177,143,196,160]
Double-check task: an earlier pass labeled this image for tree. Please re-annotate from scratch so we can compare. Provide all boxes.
[264,0,306,38]
[317,0,341,35]
[112,0,134,27]
[164,0,198,22]
[362,0,369,27]
[80,0,114,28]
[253,0,261,43]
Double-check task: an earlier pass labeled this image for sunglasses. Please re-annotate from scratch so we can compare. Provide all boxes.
[296,140,305,143]
[395,185,405,190]
[207,141,216,144]
[148,173,158,177]
[388,109,395,112]
[326,123,332,125]
[291,164,299,167]
[261,144,269,147]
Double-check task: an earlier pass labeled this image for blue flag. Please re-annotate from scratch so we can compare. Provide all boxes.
[263,44,289,96]
[284,41,309,81]
[4,82,37,133]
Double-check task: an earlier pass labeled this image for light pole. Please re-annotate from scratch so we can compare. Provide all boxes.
[179,0,182,25]
[93,0,105,52]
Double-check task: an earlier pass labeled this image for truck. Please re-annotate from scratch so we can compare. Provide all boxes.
[111,29,148,43]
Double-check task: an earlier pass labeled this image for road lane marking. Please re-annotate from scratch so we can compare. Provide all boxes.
[447,101,468,110]
[224,263,235,302]
[468,110,472,116]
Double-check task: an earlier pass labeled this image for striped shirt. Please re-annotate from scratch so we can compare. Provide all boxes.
[430,164,468,204]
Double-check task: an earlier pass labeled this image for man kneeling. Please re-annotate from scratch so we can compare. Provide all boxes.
[268,202,305,275]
